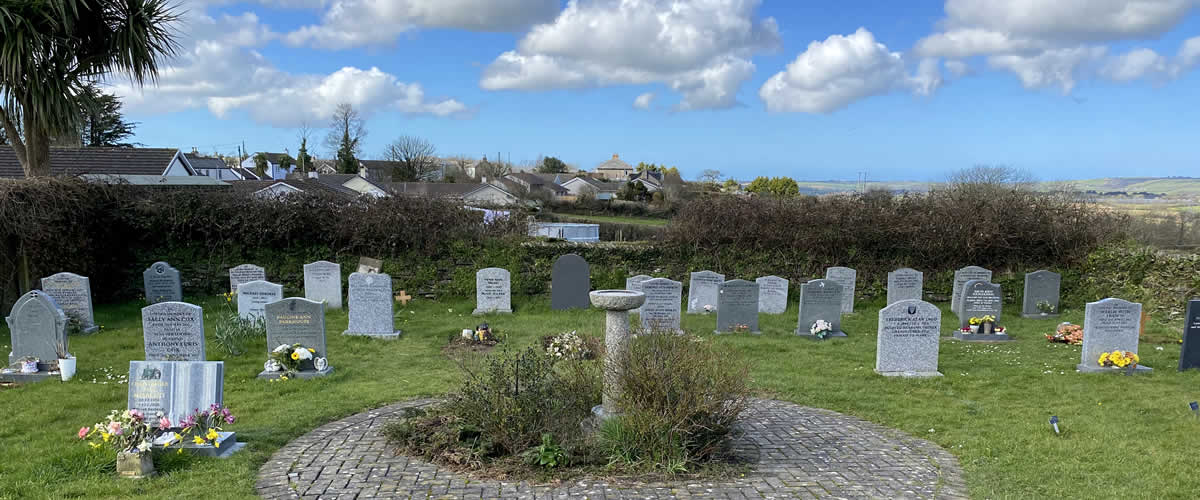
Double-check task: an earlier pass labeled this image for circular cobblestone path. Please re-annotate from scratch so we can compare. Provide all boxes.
[257,399,967,499]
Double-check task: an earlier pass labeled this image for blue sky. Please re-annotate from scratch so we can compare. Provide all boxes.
[118,1,1200,181]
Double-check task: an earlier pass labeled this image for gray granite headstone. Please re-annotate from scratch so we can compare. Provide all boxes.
[142,301,205,361]
[344,272,399,339]
[954,280,1009,341]
[6,290,68,365]
[876,300,943,377]
[236,280,283,321]
[687,270,725,313]
[951,266,992,314]
[303,260,342,309]
[755,276,789,314]
[143,261,182,304]
[40,272,97,333]
[887,268,923,305]
[715,279,760,334]
[796,279,846,337]
[625,275,652,315]
[1078,298,1151,373]
[260,298,331,379]
[1179,300,1200,372]
[639,278,683,333]
[228,264,266,294]
[474,267,513,315]
[127,360,223,427]
[1022,270,1062,318]
[824,267,857,314]
[551,254,590,310]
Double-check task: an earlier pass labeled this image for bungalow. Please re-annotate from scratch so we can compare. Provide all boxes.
[502,172,570,200]
[0,146,196,179]
[593,153,633,181]
[239,152,293,180]
[559,176,621,200]
[229,178,363,200]
[391,182,519,206]
[311,173,391,197]
[628,170,664,192]
[185,153,258,180]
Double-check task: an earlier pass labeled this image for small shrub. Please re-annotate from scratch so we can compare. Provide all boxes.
[522,433,568,469]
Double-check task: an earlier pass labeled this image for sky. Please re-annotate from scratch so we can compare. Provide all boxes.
[112,0,1200,182]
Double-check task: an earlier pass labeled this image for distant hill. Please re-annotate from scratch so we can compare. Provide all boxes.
[787,177,1200,197]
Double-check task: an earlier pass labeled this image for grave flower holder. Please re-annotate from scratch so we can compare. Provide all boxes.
[980,321,995,335]
[116,451,155,479]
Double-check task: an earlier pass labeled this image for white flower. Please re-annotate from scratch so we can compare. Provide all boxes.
[295,347,313,361]
[136,441,152,453]
[272,344,290,353]
[264,359,283,372]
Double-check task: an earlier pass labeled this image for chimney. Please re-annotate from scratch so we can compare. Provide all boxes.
[612,154,619,160]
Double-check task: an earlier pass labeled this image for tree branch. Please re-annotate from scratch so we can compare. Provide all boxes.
[0,106,28,166]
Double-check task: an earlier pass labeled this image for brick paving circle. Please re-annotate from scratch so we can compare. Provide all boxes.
[257,399,967,499]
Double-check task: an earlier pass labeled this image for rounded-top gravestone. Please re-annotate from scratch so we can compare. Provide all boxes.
[474,267,512,315]
[796,279,846,337]
[876,299,943,377]
[755,275,789,314]
[716,279,760,334]
[1022,270,1062,318]
[824,267,857,314]
[303,260,343,310]
[5,290,68,369]
[143,261,182,304]
[229,264,266,294]
[40,272,97,333]
[142,301,205,361]
[687,270,725,313]
[551,254,591,310]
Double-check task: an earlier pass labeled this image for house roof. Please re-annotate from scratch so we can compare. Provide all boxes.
[391,182,485,198]
[594,154,632,172]
[630,171,663,186]
[232,167,260,180]
[566,176,622,192]
[184,154,230,171]
[0,146,190,178]
[227,179,356,198]
[255,152,292,164]
[506,172,569,194]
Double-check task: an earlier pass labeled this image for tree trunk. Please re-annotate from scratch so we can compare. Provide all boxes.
[21,112,53,177]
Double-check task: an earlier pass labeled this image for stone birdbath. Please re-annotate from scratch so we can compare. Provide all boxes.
[589,289,646,421]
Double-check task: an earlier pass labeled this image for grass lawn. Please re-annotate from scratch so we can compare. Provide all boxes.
[2,294,1198,499]
[547,212,670,227]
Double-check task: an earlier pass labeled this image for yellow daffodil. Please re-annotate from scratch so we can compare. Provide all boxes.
[177,448,184,455]
[193,436,207,445]
[101,432,111,442]
[206,429,219,441]
[307,348,315,353]
[290,352,300,360]
[89,442,102,449]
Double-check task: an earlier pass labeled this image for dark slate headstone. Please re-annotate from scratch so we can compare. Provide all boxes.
[228,264,266,294]
[259,298,331,379]
[824,267,857,314]
[1078,298,1151,373]
[551,254,590,310]
[1179,300,1200,372]
[687,270,725,313]
[40,272,97,333]
[876,300,943,377]
[715,279,760,334]
[951,266,991,314]
[887,268,923,304]
[6,290,68,365]
[142,302,205,361]
[625,275,652,315]
[304,260,342,310]
[236,280,283,321]
[755,276,789,314]
[954,280,1010,341]
[640,278,683,333]
[473,267,513,315]
[344,272,400,339]
[1022,270,1062,318]
[795,279,846,337]
[143,261,182,304]
[127,360,223,427]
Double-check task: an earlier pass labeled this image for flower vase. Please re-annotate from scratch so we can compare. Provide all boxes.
[116,451,155,479]
[58,357,76,381]
[969,325,979,334]
[981,322,994,335]
[1125,364,1136,376]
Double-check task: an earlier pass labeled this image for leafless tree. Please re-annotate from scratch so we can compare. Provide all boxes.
[323,103,366,158]
[947,164,1036,188]
[383,135,439,182]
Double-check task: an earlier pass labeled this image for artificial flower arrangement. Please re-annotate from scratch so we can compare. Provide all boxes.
[545,330,591,360]
[459,323,503,344]
[1098,350,1139,370]
[811,319,834,339]
[1036,300,1057,314]
[78,409,169,455]
[171,403,237,447]
[961,315,1003,334]
[265,343,322,377]
[1046,323,1083,345]
[728,323,752,334]
[703,304,714,314]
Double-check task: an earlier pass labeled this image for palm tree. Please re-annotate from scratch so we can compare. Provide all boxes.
[0,0,180,177]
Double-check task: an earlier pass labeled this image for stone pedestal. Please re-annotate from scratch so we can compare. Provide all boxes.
[588,290,646,421]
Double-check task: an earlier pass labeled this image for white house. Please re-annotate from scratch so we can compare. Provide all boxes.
[593,153,634,180]
[185,153,259,180]
[240,152,293,180]
[559,176,621,200]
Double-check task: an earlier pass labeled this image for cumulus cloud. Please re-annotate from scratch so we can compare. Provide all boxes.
[633,92,655,109]
[758,28,937,113]
[986,46,1108,92]
[286,0,560,49]
[111,4,467,126]
[481,0,779,111]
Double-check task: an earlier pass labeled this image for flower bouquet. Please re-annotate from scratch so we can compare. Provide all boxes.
[175,403,237,448]
[811,319,834,339]
[967,317,982,333]
[78,409,170,478]
[703,304,714,314]
[1036,300,1057,315]
[1099,350,1139,374]
[545,330,591,360]
[1046,323,1083,345]
[267,343,317,376]
[978,315,998,334]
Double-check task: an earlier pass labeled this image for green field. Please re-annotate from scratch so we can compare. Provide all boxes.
[1,295,1197,499]
[547,212,670,227]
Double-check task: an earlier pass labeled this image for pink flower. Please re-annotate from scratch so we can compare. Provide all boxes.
[77,427,89,439]
[159,417,171,430]
[224,415,235,424]
[129,409,143,420]
[107,421,123,436]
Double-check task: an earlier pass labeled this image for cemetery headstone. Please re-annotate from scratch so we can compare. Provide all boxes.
[142,302,205,361]
[303,260,342,309]
[4,291,68,380]
[951,266,992,314]
[550,254,590,310]
[356,257,382,274]
[795,279,846,337]
[1178,300,1200,372]
[259,298,332,379]
[236,280,283,321]
[344,272,401,339]
[687,270,725,313]
[887,268,923,305]
[473,267,513,315]
[954,280,1010,341]
[824,267,858,314]
[625,275,652,315]
[715,279,760,334]
[876,299,943,377]
[127,360,244,457]
[1022,270,1062,318]
[143,261,182,304]
[639,278,683,333]
[1077,298,1151,373]
[40,272,97,333]
[755,275,789,314]
[228,264,266,294]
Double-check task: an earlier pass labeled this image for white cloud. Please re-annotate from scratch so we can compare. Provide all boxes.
[286,0,560,49]
[987,46,1108,92]
[633,92,655,109]
[759,28,936,113]
[944,59,971,77]
[481,0,779,111]
[1100,48,1169,81]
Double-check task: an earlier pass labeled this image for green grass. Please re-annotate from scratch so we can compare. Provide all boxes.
[2,295,1198,499]
[548,212,670,227]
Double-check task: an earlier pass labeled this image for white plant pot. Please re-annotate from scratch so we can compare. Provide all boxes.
[969,325,979,333]
[59,357,77,381]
